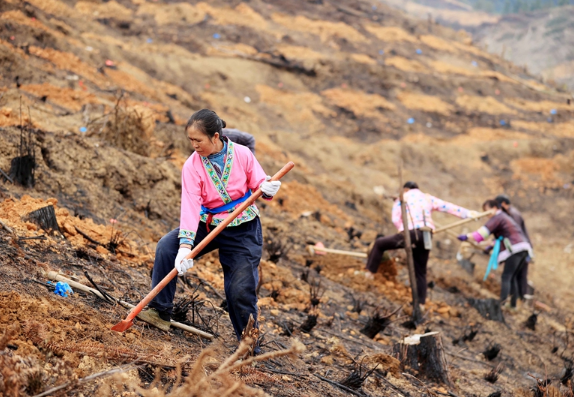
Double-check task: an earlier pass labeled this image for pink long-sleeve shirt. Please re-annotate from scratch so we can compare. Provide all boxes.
[391,189,470,232]
[178,140,268,244]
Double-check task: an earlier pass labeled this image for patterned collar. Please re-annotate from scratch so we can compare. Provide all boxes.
[200,138,235,204]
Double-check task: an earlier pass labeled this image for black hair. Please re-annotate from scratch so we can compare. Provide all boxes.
[482,199,500,211]
[185,109,226,138]
[495,194,511,205]
[403,181,419,189]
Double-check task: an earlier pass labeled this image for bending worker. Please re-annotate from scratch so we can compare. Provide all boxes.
[458,199,532,308]
[365,182,476,306]
[495,194,533,297]
[141,109,281,352]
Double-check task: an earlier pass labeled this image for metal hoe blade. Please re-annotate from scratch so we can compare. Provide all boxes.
[111,319,134,332]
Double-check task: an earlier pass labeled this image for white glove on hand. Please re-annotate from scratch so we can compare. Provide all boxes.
[174,247,193,276]
[260,175,281,197]
[468,210,480,219]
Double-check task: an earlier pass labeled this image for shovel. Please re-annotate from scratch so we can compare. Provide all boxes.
[111,161,295,332]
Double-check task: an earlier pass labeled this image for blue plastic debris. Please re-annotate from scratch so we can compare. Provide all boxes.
[407,118,415,124]
[54,282,73,297]
[213,33,221,39]
[550,109,557,115]
[415,49,422,55]
[471,60,478,67]
[146,38,153,44]
[379,50,384,55]
[499,120,506,126]
[79,126,87,133]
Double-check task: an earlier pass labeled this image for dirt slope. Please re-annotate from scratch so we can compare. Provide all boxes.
[1,0,574,396]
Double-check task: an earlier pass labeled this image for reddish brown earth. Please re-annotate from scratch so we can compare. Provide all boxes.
[1,0,573,396]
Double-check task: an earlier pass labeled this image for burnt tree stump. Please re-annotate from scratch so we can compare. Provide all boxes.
[393,332,450,385]
[468,298,505,323]
[24,205,61,234]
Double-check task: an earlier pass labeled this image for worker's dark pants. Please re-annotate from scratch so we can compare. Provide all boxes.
[149,218,262,340]
[500,250,529,307]
[366,230,430,304]
[519,257,531,295]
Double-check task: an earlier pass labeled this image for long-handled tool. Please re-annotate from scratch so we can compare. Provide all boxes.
[112,162,295,333]
[433,221,484,251]
[46,271,214,339]
[433,210,494,234]
[307,243,367,258]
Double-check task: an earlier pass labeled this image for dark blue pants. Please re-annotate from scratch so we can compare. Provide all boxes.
[149,218,262,340]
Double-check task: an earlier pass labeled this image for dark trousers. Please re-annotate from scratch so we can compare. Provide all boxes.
[500,250,529,307]
[149,218,263,340]
[366,230,430,304]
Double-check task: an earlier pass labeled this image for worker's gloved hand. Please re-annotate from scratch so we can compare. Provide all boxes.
[260,175,281,197]
[468,210,480,219]
[174,247,193,276]
[457,234,468,242]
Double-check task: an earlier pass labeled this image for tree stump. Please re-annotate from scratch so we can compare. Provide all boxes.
[392,332,450,385]
[467,298,505,323]
[24,205,61,234]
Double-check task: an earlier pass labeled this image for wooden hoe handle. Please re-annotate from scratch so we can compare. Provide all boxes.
[111,161,295,332]
[433,210,494,234]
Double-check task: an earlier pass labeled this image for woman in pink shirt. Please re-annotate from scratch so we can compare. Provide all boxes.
[141,109,280,353]
[366,182,476,306]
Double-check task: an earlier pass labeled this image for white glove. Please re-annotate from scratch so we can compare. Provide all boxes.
[174,247,193,276]
[260,175,281,197]
[468,210,480,219]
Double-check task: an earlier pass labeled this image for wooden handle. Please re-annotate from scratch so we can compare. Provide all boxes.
[46,271,213,338]
[123,162,295,323]
[433,210,494,234]
[434,222,484,250]
[311,246,367,258]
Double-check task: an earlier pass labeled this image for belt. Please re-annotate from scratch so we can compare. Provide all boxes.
[201,190,252,232]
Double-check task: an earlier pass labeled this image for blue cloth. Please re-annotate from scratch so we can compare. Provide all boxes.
[200,190,252,215]
[207,140,227,178]
[484,236,503,281]
[150,218,262,341]
[54,282,73,297]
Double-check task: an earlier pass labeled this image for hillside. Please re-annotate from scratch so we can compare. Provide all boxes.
[1,0,574,396]
[474,5,574,90]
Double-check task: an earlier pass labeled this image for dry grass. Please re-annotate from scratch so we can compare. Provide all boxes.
[455,95,518,115]
[28,47,108,87]
[428,60,476,76]
[364,25,418,43]
[350,53,377,65]
[420,35,457,53]
[480,71,516,84]
[20,83,99,112]
[196,2,269,30]
[449,127,531,146]
[88,95,156,156]
[272,13,368,42]
[75,1,132,19]
[136,2,206,25]
[397,91,454,115]
[505,98,572,113]
[321,88,396,118]
[512,120,574,138]
[110,338,305,397]
[385,56,427,73]
[256,84,334,130]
